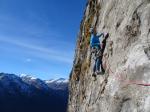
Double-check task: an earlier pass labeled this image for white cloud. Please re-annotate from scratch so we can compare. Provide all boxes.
[26,58,32,62]
[0,37,74,64]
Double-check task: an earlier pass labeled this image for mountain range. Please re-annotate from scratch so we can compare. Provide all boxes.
[0,73,68,112]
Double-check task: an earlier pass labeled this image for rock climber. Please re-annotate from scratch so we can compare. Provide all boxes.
[90,28,105,77]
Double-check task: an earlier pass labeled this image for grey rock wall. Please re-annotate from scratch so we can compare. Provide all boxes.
[68,0,150,112]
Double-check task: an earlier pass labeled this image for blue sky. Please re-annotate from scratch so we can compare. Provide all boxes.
[0,0,86,80]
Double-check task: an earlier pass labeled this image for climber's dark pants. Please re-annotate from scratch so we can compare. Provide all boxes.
[93,57,105,73]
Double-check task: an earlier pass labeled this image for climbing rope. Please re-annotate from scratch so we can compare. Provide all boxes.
[103,56,150,87]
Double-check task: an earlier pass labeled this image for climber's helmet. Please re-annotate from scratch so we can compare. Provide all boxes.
[89,27,94,33]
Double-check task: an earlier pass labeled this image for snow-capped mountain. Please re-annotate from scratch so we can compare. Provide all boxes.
[0,73,68,112]
[45,78,68,90]
[0,73,34,96]
[19,74,68,90]
[46,78,68,83]
[0,73,68,93]
[20,74,50,91]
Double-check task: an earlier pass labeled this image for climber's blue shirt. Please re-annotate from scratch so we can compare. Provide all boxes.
[90,33,104,47]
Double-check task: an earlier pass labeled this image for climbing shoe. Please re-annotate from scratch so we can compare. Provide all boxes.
[92,72,96,77]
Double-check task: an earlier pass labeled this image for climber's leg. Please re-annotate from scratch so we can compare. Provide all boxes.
[100,59,105,74]
[92,60,96,77]
[93,60,96,73]
[96,58,100,72]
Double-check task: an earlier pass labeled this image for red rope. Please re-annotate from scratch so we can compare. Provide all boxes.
[125,81,150,86]
[103,56,150,87]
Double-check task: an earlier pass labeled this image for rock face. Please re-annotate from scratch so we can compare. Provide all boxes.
[68,0,150,112]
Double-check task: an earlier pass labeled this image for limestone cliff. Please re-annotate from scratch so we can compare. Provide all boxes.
[68,0,150,112]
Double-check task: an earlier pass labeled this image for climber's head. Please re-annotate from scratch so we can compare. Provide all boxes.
[90,27,97,35]
[89,27,94,33]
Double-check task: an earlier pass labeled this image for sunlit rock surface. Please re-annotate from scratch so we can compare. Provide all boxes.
[68,0,150,112]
